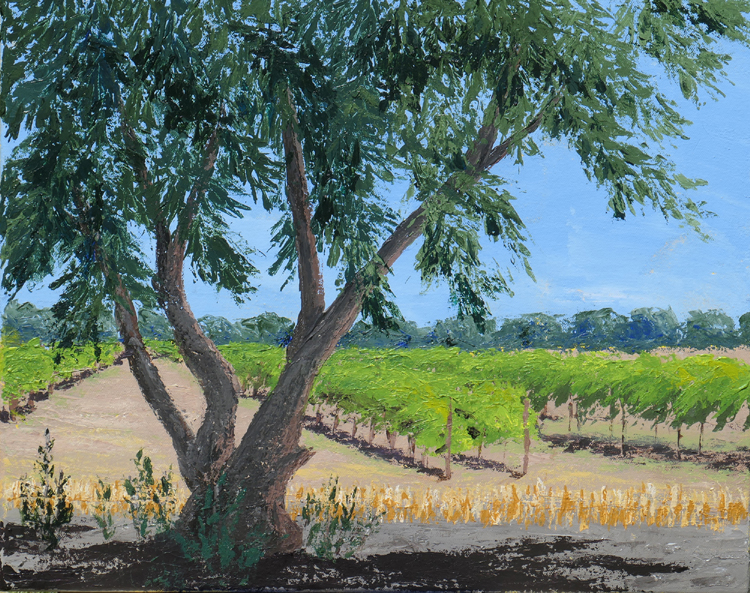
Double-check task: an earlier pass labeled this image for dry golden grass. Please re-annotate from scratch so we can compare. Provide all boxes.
[286,480,749,532]
[3,479,747,532]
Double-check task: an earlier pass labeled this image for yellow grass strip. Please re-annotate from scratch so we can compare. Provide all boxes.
[285,480,748,532]
[2,478,747,532]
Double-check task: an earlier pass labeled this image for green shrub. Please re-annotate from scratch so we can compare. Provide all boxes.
[92,478,117,541]
[173,473,266,581]
[123,449,179,539]
[300,476,382,560]
[18,429,74,550]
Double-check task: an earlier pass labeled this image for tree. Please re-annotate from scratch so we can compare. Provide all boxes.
[682,309,738,349]
[2,0,749,556]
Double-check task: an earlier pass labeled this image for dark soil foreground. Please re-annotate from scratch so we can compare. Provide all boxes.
[1,522,688,592]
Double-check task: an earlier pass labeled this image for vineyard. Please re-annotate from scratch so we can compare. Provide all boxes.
[3,340,750,475]
[216,343,750,471]
[0,338,122,407]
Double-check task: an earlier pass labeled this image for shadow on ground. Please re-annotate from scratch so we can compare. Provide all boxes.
[2,521,687,592]
[540,433,750,472]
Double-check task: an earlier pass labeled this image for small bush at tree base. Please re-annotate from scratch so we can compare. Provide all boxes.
[172,473,266,586]
[92,478,117,541]
[18,428,74,550]
[123,449,179,539]
[300,476,383,560]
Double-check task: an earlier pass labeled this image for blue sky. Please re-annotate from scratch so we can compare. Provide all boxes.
[2,41,749,327]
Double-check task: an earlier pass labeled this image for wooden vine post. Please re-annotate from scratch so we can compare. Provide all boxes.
[368,418,375,445]
[620,399,626,457]
[445,396,453,480]
[568,397,574,432]
[522,397,531,476]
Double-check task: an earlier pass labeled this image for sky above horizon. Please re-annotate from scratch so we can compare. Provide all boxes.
[1,39,749,328]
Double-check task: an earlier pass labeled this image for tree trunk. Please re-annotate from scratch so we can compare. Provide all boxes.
[407,435,416,459]
[177,275,363,553]
[351,415,358,439]
[677,427,682,460]
[315,404,323,426]
[444,397,453,480]
[112,83,553,557]
[522,398,531,476]
[332,408,340,432]
[654,423,658,439]
[699,422,704,455]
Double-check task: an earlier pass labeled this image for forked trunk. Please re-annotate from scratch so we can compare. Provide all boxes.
[407,434,416,459]
[177,282,361,553]
[154,223,241,487]
[477,428,487,459]
[315,404,323,425]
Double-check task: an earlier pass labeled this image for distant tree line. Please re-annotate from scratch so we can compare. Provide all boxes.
[2,300,749,352]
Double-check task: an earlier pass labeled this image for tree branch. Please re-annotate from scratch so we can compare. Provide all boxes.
[282,88,325,358]
[70,190,199,489]
[297,94,562,354]
[117,101,241,487]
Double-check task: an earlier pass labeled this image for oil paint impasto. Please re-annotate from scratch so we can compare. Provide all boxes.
[0,0,748,591]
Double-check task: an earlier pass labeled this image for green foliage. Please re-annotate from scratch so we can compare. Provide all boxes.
[18,429,74,550]
[0,337,120,403]
[218,342,285,396]
[683,309,738,349]
[52,342,120,379]
[1,300,59,343]
[92,478,117,541]
[2,337,55,401]
[123,449,179,540]
[143,339,183,363]
[471,348,750,441]
[173,473,265,579]
[312,347,528,456]
[300,476,382,560]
